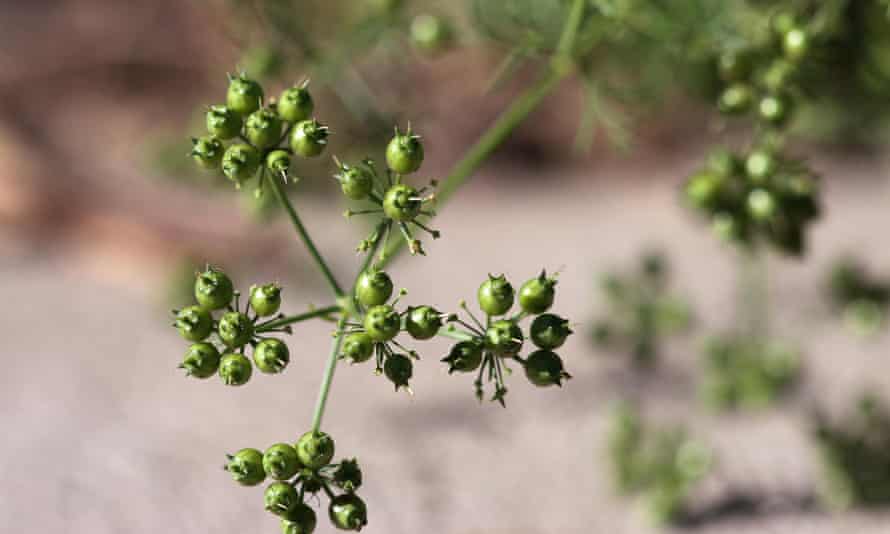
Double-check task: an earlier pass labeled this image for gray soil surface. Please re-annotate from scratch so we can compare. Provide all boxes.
[4,150,890,533]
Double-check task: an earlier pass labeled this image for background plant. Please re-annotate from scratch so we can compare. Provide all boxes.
[813,394,890,509]
[826,257,890,337]
[592,251,693,368]
[606,403,713,525]
[681,4,829,412]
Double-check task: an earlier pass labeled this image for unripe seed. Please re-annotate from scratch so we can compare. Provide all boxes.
[328,493,368,531]
[226,448,266,486]
[219,352,253,386]
[295,431,335,469]
[254,338,290,374]
[385,130,424,173]
[227,74,264,116]
[206,105,242,140]
[278,85,314,123]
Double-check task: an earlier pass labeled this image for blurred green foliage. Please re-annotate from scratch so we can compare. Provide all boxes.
[592,251,692,368]
[475,0,890,146]
[148,0,890,190]
[684,147,821,257]
[814,394,890,509]
[700,335,800,411]
[827,257,890,337]
[607,403,713,525]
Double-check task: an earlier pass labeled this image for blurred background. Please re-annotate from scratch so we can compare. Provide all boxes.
[3,0,890,532]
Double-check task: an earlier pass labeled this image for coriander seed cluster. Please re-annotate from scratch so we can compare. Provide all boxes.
[175,73,575,533]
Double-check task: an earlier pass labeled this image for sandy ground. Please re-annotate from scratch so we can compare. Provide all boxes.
[4,151,890,534]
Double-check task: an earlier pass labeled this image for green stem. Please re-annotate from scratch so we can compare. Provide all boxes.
[556,0,586,57]
[351,222,389,298]
[309,223,387,435]
[437,326,478,342]
[255,305,341,332]
[305,0,586,433]
[378,0,585,264]
[268,175,346,298]
[311,315,347,434]
[737,246,769,340]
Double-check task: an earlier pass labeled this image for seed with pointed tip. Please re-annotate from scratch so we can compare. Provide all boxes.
[518,271,557,314]
[254,338,290,374]
[386,128,424,173]
[262,443,301,480]
[278,83,314,123]
[281,503,317,534]
[218,311,254,348]
[478,274,515,316]
[226,448,266,486]
[174,306,213,341]
[523,350,570,387]
[356,269,394,307]
[382,184,423,222]
[342,332,374,363]
[363,305,400,341]
[227,74,264,116]
[264,481,299,516]
[290,119,329,158]
[329,493,368,531]
[250,283,282,317]
[332,458,363,492]
[384,353,413,391]
[181,342,221,378]
[485,319,523,356]
[191,136,225,169]
[405,305,443,340]
[206,105,243,139]
[530,313,572,350]
[442,341,483,373]
[337,163,374,200]
[219,352,252,386]
[245,108,283,149]
[266,150,292,177]
[294,431,335,469]
[222,143,261,186]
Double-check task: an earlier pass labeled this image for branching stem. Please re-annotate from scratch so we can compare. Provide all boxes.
[269,174,346,298]
[302,0,587,432]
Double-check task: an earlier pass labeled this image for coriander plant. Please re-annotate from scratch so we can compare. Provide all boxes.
[169,2,593,531]
[592,251,693,368]
[606,403,713,525]
[683,6,826,411]
[826,257,890,337]
[813,394,890,509]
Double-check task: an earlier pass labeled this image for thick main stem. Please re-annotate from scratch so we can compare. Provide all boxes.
[311,315,347,434]
[309,223,387,434]
[268,175,346,298]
